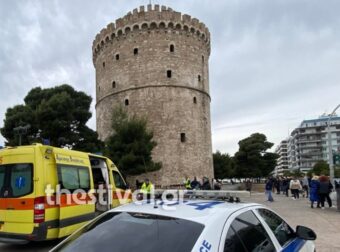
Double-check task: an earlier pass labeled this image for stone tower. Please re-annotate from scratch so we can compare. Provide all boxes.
[92,4,213,186]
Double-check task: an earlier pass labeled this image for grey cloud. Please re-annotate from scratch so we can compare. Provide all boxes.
[1,0,340,154]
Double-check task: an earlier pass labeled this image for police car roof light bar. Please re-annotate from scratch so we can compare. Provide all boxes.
[186,190,250,202]
[153,189,250,202]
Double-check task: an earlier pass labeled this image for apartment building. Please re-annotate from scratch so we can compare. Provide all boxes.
[274,139,289,175]
[287,114,340,173]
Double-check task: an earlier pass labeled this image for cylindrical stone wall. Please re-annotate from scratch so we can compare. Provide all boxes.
[93,4,213,186]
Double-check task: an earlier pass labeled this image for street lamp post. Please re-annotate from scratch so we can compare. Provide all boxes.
[327,104,340,185]
[13,124,31,146]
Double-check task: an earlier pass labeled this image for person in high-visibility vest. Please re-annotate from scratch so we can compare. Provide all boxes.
[184,177,192,190]
[140,178,154,194]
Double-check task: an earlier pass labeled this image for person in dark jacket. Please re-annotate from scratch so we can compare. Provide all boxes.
[319,175,332,209]
[135,179,142,189]
[201,177,211,190]
[309,176,320,208]
[245,179,252,193]
[274,177,281,194]
[190,177,201,190]
[327,180,334,207]
[282,177,289,197]
[265,178,274,202]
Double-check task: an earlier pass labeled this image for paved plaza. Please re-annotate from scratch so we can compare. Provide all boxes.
[247,192,340,252]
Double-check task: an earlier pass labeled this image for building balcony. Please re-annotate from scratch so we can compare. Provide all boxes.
[297,139,322,144]
[299,157,323,162]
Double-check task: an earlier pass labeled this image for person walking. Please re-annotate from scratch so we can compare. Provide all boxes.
[302,175,309,198]
[290,177,302,200]
[275,177,281,194]
[309,176,320,208]
[265,178,274,202]
[327,179,334,207]
[282,177,289,197]
[245,179,252,194]
[319,175,332,209]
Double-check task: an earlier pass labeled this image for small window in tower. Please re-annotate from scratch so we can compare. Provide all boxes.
[167,70,172,78]
[198,75,201,82]
[170,44,174,52]
[202,55,204,63]
[193,97,197,104]
[116,54,120,60]
[134,48,138,55]
[180,133,186,143]
[112,81,116,88]
[125,99,129,106]
[102,62,105,68]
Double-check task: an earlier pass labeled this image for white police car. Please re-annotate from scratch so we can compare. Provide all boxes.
[50,191,316,252]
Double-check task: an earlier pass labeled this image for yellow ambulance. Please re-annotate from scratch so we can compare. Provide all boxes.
[0,144,131,244]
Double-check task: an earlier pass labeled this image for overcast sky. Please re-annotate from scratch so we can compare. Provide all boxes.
[0,0,339,154]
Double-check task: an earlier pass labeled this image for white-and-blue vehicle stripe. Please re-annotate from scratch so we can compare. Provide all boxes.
[281,238,306,252]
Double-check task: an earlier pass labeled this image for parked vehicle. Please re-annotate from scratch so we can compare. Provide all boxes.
[0,144,130,244]
[50,191,316,252]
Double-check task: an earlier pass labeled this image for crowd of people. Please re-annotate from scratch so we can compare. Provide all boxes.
[265,175,337,209]
[135,176,222,192]
[136,175,338,210]
[183,176,222,190]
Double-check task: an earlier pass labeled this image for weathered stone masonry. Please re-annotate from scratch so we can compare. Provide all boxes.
[93,4,214,186]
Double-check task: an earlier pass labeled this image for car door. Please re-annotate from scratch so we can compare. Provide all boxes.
[254,208,313,252]
[219,209,278,252]
[110,169,130,207]
[0,162,35,235]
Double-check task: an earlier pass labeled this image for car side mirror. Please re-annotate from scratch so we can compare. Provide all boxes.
[296,225,317,240]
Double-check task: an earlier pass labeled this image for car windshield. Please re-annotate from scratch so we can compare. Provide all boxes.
[52,211,205,252]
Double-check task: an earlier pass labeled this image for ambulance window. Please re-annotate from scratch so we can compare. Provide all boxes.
[79,168,90,189]
[0,166,5,191]
[58,165,90,191]
[112,171,126,189]
[10,164,33,197]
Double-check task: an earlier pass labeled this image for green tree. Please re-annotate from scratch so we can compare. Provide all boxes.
[283,169,304,177]
[307,161,340,177]
[309,160,329,176]
[105,107,161,176]
[213,151,234,179]
[335,169,340,178]
[1,84,103,152]
[233,133,278,178]
[283,170,293,177]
